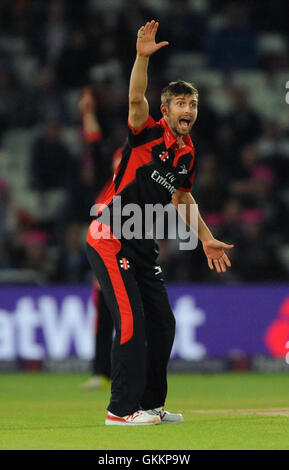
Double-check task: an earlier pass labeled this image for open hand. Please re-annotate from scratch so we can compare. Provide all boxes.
[202,239,234,273]
[137,20,169,57]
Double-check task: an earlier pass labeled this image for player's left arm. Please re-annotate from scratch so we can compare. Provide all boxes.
[172,190,234,273]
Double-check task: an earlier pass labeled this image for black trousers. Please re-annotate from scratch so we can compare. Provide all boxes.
[92,288,113,379]
[86,242,175,417]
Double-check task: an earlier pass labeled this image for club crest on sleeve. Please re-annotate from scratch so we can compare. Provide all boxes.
[178,164,188,175]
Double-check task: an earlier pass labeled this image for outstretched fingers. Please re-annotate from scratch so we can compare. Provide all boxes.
[213,259,221,273]
[208,256,230,273]
[144,21,152,35]
[221,242,234,249]
[137,20,168,50]
[218,257,227,273]
[222,252,231,268]
[148,20,156,34]
[208,258,214,270]
[155,40,169,51]
[152,20,159,36]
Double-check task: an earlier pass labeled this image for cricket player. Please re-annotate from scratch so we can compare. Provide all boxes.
[86,21,234,425]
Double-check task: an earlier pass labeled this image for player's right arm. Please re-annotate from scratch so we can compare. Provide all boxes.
[128,20,168,131]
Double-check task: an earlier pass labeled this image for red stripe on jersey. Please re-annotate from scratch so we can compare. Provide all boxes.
[98,137,162,210]
[94,146,123,205]
[128,115,156,135]
[178,185,193,192]
[95,180,110,204]
[172,143,195,168]
[115,144,156,195]
[188,154,195,172]
[94,180,116,214]
[87,223,134,345]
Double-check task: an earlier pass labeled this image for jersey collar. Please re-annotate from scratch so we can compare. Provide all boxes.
[159,117,193,150]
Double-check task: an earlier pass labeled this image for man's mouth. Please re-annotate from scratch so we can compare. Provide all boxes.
[178,118,191,131]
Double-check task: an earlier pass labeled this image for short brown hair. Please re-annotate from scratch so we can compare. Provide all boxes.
[161,80,198,106]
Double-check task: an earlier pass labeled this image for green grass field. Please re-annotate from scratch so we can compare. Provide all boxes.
[1,372,289,450]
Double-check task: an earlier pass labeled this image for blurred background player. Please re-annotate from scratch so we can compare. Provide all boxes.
[78,87,122,390]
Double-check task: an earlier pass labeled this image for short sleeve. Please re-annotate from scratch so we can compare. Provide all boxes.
[128,115,157,147]
[178,157,196,193]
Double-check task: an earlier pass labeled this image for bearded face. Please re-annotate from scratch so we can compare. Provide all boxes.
[161,94,198,137]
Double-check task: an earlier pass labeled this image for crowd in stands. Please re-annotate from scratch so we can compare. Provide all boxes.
[0,0,288,284]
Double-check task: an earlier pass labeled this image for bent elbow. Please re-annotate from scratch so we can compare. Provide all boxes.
[129,93,144,105]
[172,191,192,210]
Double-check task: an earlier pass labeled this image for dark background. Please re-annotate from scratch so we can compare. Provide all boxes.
[0,0,288,285]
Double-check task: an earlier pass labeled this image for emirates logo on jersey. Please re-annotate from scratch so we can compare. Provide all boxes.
[119,258,130,270]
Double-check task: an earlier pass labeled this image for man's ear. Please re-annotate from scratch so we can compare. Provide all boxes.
[160,104,168,117]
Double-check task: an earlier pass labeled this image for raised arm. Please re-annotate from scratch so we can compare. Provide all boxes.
[128,20,168,131]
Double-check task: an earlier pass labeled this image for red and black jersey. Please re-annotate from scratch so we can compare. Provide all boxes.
[96,115,195,212]
[87,115,196,259]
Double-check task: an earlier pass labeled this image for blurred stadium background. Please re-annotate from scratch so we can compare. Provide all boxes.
[0,0,288,373]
